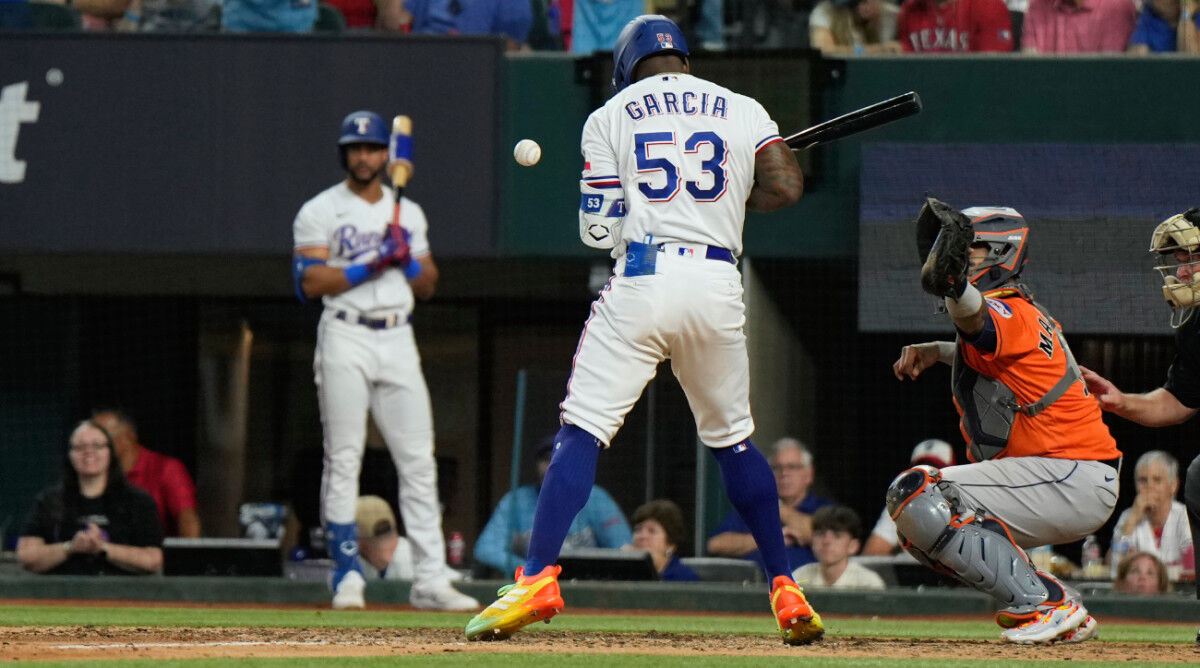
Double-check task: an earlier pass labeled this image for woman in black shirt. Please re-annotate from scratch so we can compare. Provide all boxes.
[17,420,163,575]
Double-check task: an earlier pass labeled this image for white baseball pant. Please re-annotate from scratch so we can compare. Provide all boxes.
[315,310,449,586]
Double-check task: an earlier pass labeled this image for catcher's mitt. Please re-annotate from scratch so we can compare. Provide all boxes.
[916,197,973,299]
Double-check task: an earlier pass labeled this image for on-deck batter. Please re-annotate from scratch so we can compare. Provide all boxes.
[466,15,822,645]
[292,110,477,612]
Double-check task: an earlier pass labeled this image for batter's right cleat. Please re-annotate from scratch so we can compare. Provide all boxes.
[331,570,366,610]
[465,565,564,641]
[770,575,824,645]
[1001,601,1087,644]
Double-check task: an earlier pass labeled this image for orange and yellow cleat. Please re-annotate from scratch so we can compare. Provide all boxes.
[465,565,564,641]
[770,575,824,645]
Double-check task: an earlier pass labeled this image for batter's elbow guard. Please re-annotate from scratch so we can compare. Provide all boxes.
[579,178,626,250]
[292,255,326,303]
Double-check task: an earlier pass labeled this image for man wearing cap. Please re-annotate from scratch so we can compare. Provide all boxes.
[862,439,956,556]
[473,437,632,576]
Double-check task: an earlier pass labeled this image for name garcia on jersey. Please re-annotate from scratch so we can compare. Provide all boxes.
[624,91,729,122]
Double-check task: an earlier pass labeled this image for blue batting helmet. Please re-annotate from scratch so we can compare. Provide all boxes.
[611,15,689,94]
[338,110,389,147]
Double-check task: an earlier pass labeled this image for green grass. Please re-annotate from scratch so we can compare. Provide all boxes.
[3,604,1195,667]
[0,605,1192,644]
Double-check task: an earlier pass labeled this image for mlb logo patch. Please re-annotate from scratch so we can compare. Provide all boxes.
[678,247,694,257]
[656,32,674,49]
[986,298,1013,318]
[732,443,748,453]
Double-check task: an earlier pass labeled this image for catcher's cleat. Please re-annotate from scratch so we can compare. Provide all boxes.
[770,575,824,645]
[1058,615,1098,643]
[465,565,563,641]
[1001,601,1087,645]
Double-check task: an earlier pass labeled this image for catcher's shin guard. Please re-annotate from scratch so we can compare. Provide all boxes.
[886,466,1048,610]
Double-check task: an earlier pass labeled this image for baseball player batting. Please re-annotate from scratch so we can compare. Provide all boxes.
[466,15,822,644]
[292,110,478,612]
[890,198,1122,644]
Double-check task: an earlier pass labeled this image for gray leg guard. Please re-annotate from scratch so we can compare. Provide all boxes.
[886,465,1048,610]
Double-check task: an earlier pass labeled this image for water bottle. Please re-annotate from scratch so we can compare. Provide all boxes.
[1081,534,1103,579]
[1110,533,1133,579]
[1029,544,1053,573]
[447,531,466,567]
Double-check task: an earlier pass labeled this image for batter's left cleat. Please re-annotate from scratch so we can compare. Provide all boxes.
[770,575,824,645]
[465,565,563,641]
[1001,601,1087,645]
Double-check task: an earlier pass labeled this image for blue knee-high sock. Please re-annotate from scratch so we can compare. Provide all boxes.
[325,522,362,585]
[710,440,791,581]
[523,424,602,576]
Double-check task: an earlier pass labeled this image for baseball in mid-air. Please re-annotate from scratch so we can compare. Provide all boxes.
[514,139,542,167]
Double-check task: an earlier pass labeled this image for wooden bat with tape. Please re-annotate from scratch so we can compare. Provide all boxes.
[785,92,922,151]
[387,115,413,247]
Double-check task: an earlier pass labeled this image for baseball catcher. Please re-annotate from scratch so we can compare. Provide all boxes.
[891,197,1122,644]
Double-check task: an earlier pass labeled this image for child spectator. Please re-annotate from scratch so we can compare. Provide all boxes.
[793,505,886,589]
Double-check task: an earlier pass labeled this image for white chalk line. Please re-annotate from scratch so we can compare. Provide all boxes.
[53,640,335,650]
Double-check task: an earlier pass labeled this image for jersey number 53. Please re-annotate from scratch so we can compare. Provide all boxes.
[634,131,727,203]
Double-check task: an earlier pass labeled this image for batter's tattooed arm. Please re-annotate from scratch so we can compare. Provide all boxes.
[747,141,804,213]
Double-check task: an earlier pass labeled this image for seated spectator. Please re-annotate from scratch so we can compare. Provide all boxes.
[862,439,955,556]
[570,0,641,53]
[1128,0,1200,53]
[1110,450,1194,581]
[407,0,533,49]
[707,437,833,571]
[473,436,632,576]
[1020,0,1135,53]
[17,420,163,575]
[221,0,318,32]
[109,0,221,31]
[355,495,418,579]
[630,499,699,581]
[809,0,901,55]
[793,505,886,589]
[92,409,200,538]
[1114,551,1170,595]
[896,0,1014,52]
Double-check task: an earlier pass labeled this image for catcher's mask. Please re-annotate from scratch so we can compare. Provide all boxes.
[960,206,1028,293]
[1149,208,1200,328]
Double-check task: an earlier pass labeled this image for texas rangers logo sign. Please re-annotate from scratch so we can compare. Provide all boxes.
[353,117,372,135]
[656,32,675,50]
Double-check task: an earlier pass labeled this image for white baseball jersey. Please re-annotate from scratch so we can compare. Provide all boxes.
[293,182,431,317]
[561,73,783,448]
[580,73,781,257]
[292,181,451,591]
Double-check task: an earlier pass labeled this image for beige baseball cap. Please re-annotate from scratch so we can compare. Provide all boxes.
[355,495,397,538]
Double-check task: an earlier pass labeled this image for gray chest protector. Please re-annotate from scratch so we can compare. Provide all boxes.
[951,294,1082,461]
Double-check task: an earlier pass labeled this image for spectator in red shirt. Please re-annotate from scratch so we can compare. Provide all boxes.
[92,410,201,538]
[1021,0,1136,52]
[897,0,1014,51]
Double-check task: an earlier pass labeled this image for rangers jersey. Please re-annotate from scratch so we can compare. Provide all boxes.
[580,72,782,258]
[897,0,1013,52]
[293,182,431,316]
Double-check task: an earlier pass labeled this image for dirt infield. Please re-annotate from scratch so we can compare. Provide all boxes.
[4,625,1199,662]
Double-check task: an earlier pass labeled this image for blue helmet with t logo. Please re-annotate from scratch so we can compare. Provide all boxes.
[611,15,689,94]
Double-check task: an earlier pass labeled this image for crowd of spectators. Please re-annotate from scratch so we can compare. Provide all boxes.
[6,0,1199,55]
